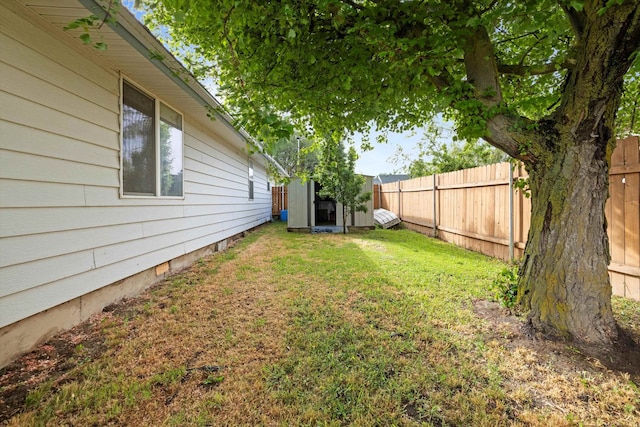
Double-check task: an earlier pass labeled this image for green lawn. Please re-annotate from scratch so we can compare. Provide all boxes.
[4,223,639,426]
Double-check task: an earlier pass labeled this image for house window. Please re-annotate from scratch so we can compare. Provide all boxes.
[248,160,254,200]
[122,81,183,197]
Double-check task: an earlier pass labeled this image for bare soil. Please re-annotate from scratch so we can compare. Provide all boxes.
[473,299,640,382]
[0,299,133,422]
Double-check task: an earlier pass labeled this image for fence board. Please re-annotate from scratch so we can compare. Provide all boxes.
[271,186,288,216]
[622,137,640,299]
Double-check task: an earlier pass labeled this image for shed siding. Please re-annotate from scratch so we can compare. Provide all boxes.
[287,179,310,228]
[0,2,272,328]
[352,176,375,227]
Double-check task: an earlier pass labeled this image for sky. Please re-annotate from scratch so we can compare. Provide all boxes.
[353,130,424,177]
[352,118,455,176]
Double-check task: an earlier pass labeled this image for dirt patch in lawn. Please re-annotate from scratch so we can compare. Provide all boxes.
[473,299,640,424]
[1,228,292,425]
[472,299,640,382]
[0,312,107,422]
[0,294,163,422]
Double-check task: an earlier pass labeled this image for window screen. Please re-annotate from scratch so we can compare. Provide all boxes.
[122,82,155,195]
[160,103,183,197]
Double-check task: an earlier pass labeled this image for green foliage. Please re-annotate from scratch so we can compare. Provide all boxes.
[491,264,520,311]
[513,177,532,198]
[314,139,371,234]
[78,0,637,157]
[64,1,120,51]
[137,0,614,148]
[269,134,319,178]
[406,138,508,178]
[617,65,640,137]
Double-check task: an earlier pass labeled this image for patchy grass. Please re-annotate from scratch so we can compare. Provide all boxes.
[2,222,639,426]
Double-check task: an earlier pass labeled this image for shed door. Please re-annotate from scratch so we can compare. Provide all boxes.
[314,181,336,226]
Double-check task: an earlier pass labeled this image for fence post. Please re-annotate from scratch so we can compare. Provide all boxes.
[433,174,438,238]
[398,180,401,218]
[509,165,514,261]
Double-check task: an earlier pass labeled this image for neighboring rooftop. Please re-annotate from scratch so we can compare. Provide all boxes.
[373,174,411,185]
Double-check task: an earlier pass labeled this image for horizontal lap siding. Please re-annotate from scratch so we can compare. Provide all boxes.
[0,2,272,327]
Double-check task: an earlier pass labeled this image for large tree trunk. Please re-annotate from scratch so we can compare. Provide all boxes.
[518,137,617,344]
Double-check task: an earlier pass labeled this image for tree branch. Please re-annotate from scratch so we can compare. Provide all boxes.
[496,30,540,45]
[463,26,502,106]
[517,34,547,65]
[478,0,499,15]
[425,69,454,92]
[462,26,546,163]
[560,3,586,42]
[497,59,575,76]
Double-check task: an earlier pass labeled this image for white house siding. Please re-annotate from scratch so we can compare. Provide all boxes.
[0,0,272,337]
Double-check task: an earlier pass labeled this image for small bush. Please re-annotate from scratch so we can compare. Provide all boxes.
[491,263,519,311]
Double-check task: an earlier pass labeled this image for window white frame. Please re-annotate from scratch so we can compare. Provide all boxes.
[120,78,184,199]
[248,159,254,200]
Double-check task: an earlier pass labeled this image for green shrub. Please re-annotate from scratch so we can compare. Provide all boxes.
[491,263,519,310]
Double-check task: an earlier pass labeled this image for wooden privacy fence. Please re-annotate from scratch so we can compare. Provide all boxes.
[272,185,288,217]
[377,136,640,300]
[373,184,381,210]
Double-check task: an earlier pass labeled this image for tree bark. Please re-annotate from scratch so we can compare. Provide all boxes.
[518,136,617,344]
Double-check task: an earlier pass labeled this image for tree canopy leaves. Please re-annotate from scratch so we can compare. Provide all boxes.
[404,139,508,178]
[140,0,639,158]
[269,135,319,177]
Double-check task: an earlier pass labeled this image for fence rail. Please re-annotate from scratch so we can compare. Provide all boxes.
[376,136,639,301]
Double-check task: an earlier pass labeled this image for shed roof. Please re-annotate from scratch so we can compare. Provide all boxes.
[373,174,411,185]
